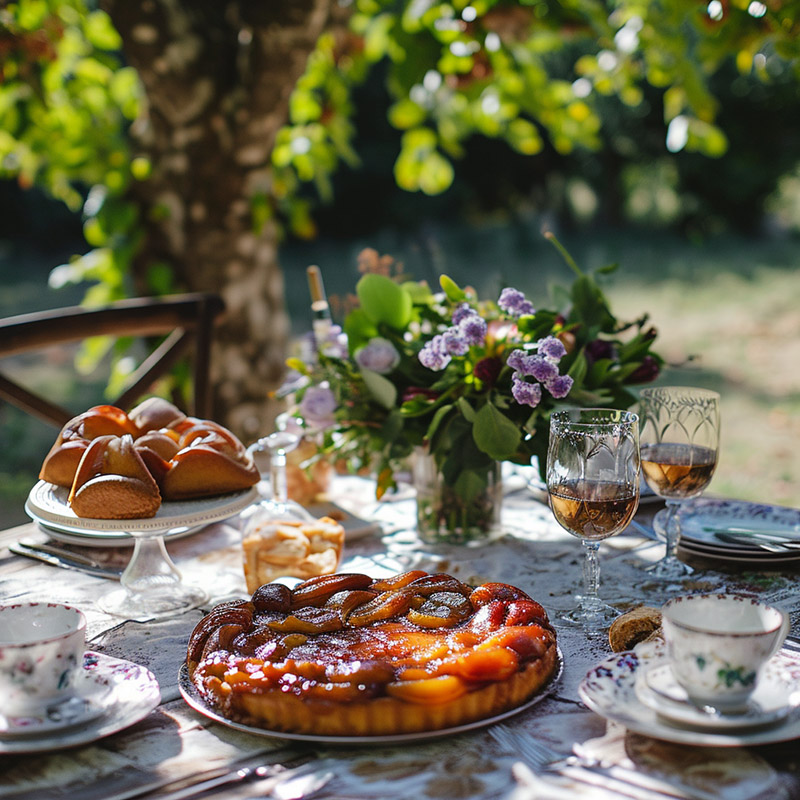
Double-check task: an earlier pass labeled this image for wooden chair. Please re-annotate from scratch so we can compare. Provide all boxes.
[0,293,225,428]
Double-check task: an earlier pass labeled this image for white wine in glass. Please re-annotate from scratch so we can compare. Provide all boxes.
[638,387,720,579]
[547,409,640,627]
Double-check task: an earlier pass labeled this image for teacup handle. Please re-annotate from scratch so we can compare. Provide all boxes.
[771,609,791,658]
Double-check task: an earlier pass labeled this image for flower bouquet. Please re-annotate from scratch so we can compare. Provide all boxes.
[285,235,661,542]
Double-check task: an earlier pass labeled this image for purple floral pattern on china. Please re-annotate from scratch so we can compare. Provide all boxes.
[0,651,160,750]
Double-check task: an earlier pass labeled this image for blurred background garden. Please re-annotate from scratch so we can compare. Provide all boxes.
[1,0,799,527]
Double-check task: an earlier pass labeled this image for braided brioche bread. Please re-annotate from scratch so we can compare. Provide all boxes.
[39,399,259,519]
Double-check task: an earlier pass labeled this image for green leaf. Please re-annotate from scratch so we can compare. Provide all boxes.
[343,308,379,352]
[356,273,413,331]
[439,274,466,303]
[473,402,521,460]
[361,368,398,409]
[457,396,476,422]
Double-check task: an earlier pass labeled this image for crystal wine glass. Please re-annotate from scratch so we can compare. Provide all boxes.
[547,409,640,627]
[638,386,720,579]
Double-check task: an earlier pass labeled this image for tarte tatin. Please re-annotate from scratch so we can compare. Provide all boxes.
[186,570,558,736]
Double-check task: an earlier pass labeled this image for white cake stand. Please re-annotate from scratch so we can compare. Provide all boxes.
[26,482,258,621]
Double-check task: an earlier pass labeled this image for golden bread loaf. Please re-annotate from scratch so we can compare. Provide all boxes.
[39,399,259,519]
[68,434,161,519]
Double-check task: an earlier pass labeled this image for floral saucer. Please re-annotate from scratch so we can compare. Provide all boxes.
[0,672,111,736]
[635,663,793,731]
[579,640,800,747]
[0,651,160,753]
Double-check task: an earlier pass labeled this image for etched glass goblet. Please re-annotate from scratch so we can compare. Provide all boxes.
[638,386,720,579]
[547,409,640,627]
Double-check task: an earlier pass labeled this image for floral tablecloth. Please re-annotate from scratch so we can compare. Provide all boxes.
[1,475,798,800]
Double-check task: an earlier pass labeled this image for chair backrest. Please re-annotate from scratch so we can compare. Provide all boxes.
[0,293,225,428]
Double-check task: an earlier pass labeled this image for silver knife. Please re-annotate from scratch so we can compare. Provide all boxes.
[9,542,122,579]
[102,750,312,800]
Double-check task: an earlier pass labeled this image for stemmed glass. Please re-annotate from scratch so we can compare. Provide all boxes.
[547,409,640,627]
[638,386,720,579]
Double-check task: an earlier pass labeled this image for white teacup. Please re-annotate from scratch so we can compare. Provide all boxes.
[0,602,87,715]
[662,593,790,713]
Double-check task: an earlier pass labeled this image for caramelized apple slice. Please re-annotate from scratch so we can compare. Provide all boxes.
[407,573,472,598]
[370,570,428,591]
[187,600,254,664]
[347,588,417,626]
[407,592,473,628]
[324,589,379,621]
[477,625,553,660]
[469,582,533,608]
[447,646,519,682]
[290,573,374,609]
[386,674,468,705]
[266,607,343,634]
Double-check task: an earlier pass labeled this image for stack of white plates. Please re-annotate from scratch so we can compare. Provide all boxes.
[675,498,800,566]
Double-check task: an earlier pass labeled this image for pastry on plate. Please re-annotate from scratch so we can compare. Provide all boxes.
[186,571,558,736]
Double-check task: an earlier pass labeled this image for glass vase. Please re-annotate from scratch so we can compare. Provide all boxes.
[411,448,502,545]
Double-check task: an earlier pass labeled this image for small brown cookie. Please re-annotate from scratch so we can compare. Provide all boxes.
[608,606,662,652]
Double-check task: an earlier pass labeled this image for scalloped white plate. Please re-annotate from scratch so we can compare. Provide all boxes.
[25,481,258,545]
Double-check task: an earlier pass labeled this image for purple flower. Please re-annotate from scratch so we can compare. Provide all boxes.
[528,356,559,383]
[355,337,400,374]
[498,287,535,317]
[320,325,348,359]
[299,383,337,423]
[511,375,542,408]
[545,374,574,399]
[508,351,558,382]
[442,328,470,356]
[537,335,567,361]
[459,315,488,346]
[451,303,475,325]
[507,349,527,371]
[419,336,451,371]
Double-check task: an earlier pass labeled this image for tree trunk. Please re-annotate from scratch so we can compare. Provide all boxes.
[102,0,331,441]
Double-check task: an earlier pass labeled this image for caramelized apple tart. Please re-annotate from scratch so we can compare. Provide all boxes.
[186,571,558,736]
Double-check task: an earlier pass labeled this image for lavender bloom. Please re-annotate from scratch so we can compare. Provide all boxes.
[355,337,400,374]
[537,335,567,361]
[459,314,488,346]
[451,303,475,326]
[299,383,337,423]
[528,356,559,383]
[507,349,527,372]
[442,328,470,356]
[419,335,451,371]
[498,287,535,317]
[511,375,542,408]
[545,374,574,399]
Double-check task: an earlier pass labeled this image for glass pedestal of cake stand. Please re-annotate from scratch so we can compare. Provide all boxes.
[98,527,208,621]
[25,481,260,623]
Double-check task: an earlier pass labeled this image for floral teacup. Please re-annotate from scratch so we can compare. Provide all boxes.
[0,602,87,715]
[661,593,790,713]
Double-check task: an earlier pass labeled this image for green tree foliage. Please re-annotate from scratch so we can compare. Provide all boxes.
[2,0,799,296]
